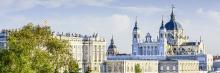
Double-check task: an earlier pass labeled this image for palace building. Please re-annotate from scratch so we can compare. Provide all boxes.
[55,33,107,73]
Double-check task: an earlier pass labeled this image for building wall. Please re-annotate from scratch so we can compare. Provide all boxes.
[104,60,158,73]
[197,54,213,71]
[212,60,220,71]
[158,60,178,73]
[178,60,199,73]
[159,60,199,73]
[139,42,160,55]
[56,33,106,73]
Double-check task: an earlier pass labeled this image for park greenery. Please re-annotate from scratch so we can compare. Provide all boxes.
[135,64,142,73]
[0,23,79,73]
[85,66,92,73]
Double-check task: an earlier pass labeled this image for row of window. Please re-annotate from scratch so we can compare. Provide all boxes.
[72,45,105,49]
[160,66,176,71]
[141,46,158,49]
[139,48,159,55]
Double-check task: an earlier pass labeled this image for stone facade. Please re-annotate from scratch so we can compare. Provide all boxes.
[56,33,106,73]
[104,60,158,73]
[159,60,199,73]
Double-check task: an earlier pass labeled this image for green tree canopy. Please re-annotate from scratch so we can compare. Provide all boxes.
[135,64,142,73]
[0,23,79,73]
[85,66,92,73]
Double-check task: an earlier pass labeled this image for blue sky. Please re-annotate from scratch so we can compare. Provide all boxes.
[0,0,220,55]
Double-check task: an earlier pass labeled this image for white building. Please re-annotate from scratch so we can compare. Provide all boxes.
[209,60,220,73]
[132,6,206,56]
[159,60,199,73]
[104,60,159,73]
[107,5,213,72]
[56,33,107,73]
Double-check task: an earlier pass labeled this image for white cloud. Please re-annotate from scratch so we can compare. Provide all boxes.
[117,6,164,15]
[44,14,131,53]
[0,13,132,53]
[195,8,220,55]
[110,14,130,32]
[197,8,220,24]
[0,15,32,29]
[0,0,115,14]
[35,0,114,8]
[47,14,131,33]
[72,0,114,6]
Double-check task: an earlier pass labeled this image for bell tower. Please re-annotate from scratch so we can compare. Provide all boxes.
[132,17,141,55]
[159,17,168,56]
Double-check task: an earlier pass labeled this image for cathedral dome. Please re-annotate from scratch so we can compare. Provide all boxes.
[165,20,183,30]
[165,6,183,30]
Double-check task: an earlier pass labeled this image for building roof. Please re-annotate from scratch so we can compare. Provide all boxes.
[165,6,183,30]
[180,42,199,46]
[165,20,183,30]
[108,36,117,49]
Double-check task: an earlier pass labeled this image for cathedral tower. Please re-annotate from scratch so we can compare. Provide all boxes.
[132,17,141,55]
[159,17,167,55]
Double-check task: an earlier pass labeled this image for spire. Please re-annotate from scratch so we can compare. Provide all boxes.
[171,4,175,20]
[107,35,118,56]
[162,15,164,24]
[134,16,138,30]
[135,16,138,27]
[111,35,114,44]
[199,36,202,42]
[160,15,165,30]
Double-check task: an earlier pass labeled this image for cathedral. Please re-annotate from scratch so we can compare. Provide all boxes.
[106,6,213,72]
[132,6,206,56]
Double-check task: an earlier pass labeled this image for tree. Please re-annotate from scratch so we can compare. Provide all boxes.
[68,58,79,73]
[135,64,142,73]
[85,66,92,73]
[0,23,78,73]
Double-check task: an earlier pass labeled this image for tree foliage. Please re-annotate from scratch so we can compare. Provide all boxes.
[85,66,92,73]
[0,23,79,73]
[135,64,142,73]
